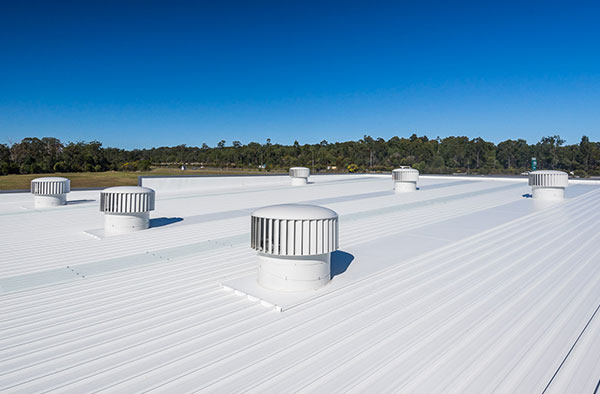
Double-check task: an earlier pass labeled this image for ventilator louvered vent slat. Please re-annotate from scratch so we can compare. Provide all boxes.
[251,216,338,256]
[251,204,338,257]
[31,178,71,195]
[528,170,569,188]
[289,167,310,178]
[99,187,156,213]
[392,168,419,182]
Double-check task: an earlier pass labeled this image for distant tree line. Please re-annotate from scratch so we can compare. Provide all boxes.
[1,134,599,177]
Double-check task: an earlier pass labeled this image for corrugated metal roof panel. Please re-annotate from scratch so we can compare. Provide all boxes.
[1,174,599,393]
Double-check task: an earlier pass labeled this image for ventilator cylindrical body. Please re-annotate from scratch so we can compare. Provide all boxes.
[251,204,339,292]
[31,177,70,208]
[289,167,310,186]
[257,252,330,292]
[100,186,155,235]
[528,170,568,201]
[104,211,150,234]
[392,167,419,193]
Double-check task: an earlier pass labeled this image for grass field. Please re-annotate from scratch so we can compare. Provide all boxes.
[0,168,281,191]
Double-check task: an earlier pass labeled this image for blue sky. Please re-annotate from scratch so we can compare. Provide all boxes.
[1,0,599,149]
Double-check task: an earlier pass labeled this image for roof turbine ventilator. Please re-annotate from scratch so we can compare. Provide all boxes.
[289,167,310,186]
[100,186,155,235]
[31,177,70,208]
[392,167,419,193]
[251,204,339,292]
[528,170,569,200]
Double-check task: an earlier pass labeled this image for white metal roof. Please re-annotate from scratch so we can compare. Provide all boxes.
[1,174,599,393]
